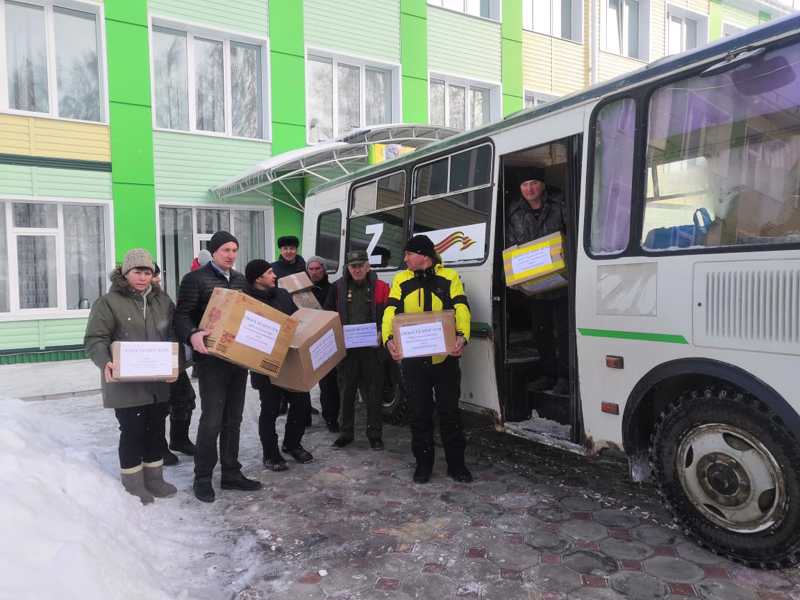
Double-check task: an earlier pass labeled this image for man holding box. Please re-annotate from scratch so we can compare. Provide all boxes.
[506,168,569,395]
[174,231,263,503]
[325,250,389,450]
[307,257,340,433]
[382,236,472,484]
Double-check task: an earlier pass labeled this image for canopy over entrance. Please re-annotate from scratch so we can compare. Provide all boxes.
[211,124,458,211]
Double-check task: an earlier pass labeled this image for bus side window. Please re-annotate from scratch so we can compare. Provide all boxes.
[349,172,406,269]
[316,209,342,272]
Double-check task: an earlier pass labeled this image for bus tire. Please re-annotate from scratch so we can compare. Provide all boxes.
[382,379,409,425]
[650,386,800,569]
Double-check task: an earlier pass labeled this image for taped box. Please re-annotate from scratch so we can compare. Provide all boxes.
[111,341,179,382]
[278,272,321,309]
[392,310,457,359]
[271,308,346,392]
[502,232,567,295]
[199,288,297,377]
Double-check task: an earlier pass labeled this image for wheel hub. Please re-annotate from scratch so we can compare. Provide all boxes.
[697,453,750,505]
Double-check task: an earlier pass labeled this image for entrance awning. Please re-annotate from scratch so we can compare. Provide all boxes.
[210,124,458,211]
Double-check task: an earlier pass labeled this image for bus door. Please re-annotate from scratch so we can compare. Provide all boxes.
[494,135,583,448]
[303,184,348,277]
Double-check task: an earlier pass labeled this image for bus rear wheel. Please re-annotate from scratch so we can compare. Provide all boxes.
[650,387,800,568]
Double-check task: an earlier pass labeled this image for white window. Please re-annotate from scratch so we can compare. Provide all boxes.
[525,90,557,108]
[0,201,110,315]
[151,22,267,139]
[306,53,398,144]
[523,0,582,42]
[427,0,501,20]
[605,0,647,59]
[430,76,498,131]
[666,7,706,55]
[1,0,105,122]
[723,22,744,37]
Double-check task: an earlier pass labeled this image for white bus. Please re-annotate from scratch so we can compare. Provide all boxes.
[302,16,800,568]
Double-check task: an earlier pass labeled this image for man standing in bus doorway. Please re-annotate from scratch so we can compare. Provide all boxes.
[174,231,263,503]
[271,235,307,280]
[383,235,473,484]
[326,250,390,449]
[506,167,569,395]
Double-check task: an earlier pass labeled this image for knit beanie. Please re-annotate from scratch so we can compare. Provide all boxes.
[207,231,239,255]
[245,259,272,285]
[197,249,212,266]
[403,235,437,260]
[122,248,154,275]
[306,256,326,269]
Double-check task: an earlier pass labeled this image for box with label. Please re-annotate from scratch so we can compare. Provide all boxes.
[392,310,457,359]
[502,232,567,295]
[199,288,297,377]
[278,272,322,309]
[111,341,179,382]
[270,308,346,392]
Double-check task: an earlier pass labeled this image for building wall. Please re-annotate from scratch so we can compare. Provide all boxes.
[427,6,502,83]
[148,0,268,36]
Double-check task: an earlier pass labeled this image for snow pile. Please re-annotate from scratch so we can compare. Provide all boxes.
[0,399,186,600]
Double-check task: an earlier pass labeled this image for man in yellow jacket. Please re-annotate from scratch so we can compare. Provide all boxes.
[382,235,472,484]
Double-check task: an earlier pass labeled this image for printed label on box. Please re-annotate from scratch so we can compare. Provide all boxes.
[399,322,446,357]
[511,246,552,275]
[235,310,281,355]
[343,323,379,348]
[119,342,173,377]
[309,329,338,370]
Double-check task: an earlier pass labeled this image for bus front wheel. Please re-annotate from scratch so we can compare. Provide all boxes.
[650,386,800,568]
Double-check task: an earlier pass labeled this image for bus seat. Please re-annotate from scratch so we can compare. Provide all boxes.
[643,207,712,250]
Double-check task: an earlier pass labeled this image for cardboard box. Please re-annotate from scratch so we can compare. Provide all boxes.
[111,341,179,382]
[270,308,346,392]
[502,232,567,295]
[279,272,322,309]
[392,310,457,359]
[199,288,297,377]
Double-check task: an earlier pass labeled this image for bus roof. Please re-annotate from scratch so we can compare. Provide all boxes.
[309,13,800,198]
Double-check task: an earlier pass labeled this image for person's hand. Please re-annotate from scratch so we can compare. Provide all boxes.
[165,375,178,384]
[386,339,402,362]
[450,336,466,357]
[104,361,114,383]
[190,330,210,354]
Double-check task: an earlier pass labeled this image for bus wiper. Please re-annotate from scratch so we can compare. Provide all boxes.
[700,46,765,78]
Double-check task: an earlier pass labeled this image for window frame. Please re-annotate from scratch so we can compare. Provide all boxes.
[0,197,113,319]
[315,208,343,273]
[426,0,502,22]
[602,0,649,61]
[522,0,583,43]
[0,0,109,124]
[665,5,708,56]
[524,90,558,109]
[428,73,500,131]
[304,49,400,145]
[149,16,271,141]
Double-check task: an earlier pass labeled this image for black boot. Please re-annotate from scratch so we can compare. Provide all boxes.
[162,437,178,466]
[413,462,432,484]
[169,419,196,455]
[193,478,215,503]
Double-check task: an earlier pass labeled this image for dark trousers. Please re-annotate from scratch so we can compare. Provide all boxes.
[257,381,310,455]
[319,368,340,425]
[168,370,196,422]
[337,348,384,440]
[402,356,465,469]
[194,357,248,480]
[530,297,569,379]
[115,402,169,469]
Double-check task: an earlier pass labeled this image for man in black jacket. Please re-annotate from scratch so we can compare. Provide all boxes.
[271,235,307,280]
[307,256,340,432]
[174,231,263,503]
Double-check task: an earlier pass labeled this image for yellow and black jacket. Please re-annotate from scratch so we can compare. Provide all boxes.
[382,264,471,364]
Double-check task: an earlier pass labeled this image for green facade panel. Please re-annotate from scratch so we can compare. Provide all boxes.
[428,7,502,83]
[104,19,152,106]
[270,53,308,133]
[0,318,86,351]
[104,0,148,25]
[113,183,157,257]
[149,0,268,38]
[402,77,429,124]
[109,103,155,186]
[401,2,428,124]
[270,123,307,155]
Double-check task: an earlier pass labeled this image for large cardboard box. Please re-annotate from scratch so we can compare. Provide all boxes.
[278,272,322,309]
[392,310,457,359]
[111,341,179,382]
[502,232,567,295]
[199,288,297,377]
[270,308,346,392]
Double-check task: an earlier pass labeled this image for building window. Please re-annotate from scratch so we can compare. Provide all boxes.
[427,0,500,20]
[306,53,397,144]
[2,0,104,122]
[722,22,744,37]
[151,23,267,139]
[430,77,497,131]
[523,0,582,42]
[525,91,557,108]
[605,0,647,60]
[158,206,270,297]
[666,7,706,55]
[0,201,109,314]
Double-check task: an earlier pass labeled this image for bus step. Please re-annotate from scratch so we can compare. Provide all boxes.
[528,389,570,424]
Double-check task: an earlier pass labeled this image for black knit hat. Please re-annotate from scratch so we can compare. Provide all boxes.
[404,235,437,260]
[245,259,271,285]
[522,166,546,183]
[277,235,299,248]
[207,231,239,255]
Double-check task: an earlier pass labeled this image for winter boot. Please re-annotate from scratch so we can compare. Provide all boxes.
[143,460,178,498]
[121,465,155,505]
[169,419,196,455]
[163,440,179,466]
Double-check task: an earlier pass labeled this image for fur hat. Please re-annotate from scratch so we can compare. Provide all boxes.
[122,248,154,275]
[277,235,300,248]
[522,166,546,183]
[207,231,239,255]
